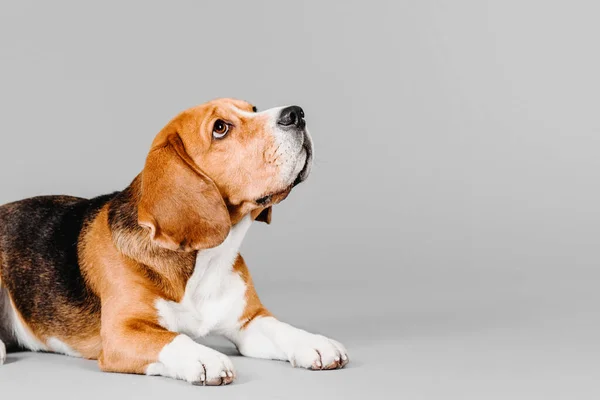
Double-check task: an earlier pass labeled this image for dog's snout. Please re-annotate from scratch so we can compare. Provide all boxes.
[278,106,305,129]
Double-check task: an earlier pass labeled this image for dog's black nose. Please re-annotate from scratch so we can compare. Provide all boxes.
[278,106,305,129]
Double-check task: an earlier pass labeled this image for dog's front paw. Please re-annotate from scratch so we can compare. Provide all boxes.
[287,333,349,370]
[147,335,235,386]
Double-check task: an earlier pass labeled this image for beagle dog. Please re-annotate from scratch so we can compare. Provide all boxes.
[0,98,348,385]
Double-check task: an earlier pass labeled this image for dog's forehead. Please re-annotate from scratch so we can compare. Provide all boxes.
[210,98,255,113]
[181,100,255,126]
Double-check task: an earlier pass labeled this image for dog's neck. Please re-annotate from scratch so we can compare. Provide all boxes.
[104,176,195,298]
[105,175,254,300]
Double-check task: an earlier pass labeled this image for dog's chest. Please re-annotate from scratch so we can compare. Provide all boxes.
[155,216,252,338]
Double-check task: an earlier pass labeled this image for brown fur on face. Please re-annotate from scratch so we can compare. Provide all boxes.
[138,98,290,250]
[138,133,231,252]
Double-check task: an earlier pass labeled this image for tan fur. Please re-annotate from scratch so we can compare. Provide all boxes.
[166,100,292,224]
[233,255,273,329]
[80,207,183,371]
[5,98,295,376]
[83,99,285,372]
[139,133,231,252]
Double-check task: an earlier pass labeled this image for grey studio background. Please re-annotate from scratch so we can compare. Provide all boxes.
[0,1,598,399]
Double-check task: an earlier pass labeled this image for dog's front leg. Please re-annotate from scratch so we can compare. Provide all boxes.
[226,257,349,370]
[100,288,235,386]
[229,316,349,370]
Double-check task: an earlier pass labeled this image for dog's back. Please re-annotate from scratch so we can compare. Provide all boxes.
[0,195,114,354]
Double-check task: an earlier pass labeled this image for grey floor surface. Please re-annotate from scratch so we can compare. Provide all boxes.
[1,269,597,400]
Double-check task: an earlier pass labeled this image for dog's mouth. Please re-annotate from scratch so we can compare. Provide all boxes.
[293,142,313,188]
[255,193,274,206]
[255,186,293,206]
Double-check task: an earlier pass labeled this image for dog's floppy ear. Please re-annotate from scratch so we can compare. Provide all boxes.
[138,133,231,251]
[254,207,272,224]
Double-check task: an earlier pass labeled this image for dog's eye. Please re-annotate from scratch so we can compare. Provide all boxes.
[212,119,230,139]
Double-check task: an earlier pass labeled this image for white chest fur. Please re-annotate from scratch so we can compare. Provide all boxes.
[155,216,252,338]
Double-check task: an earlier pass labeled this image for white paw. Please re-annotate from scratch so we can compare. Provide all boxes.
[146,335,235,386]
[287,333,349,370]
[0,340,5,365]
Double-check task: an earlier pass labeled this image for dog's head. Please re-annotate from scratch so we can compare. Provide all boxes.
[138,98,313,251]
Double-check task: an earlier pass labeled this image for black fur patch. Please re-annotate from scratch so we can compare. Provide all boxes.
[0,193,117,341]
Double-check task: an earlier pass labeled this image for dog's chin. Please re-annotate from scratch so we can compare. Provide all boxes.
[254,145,312,206]
[254,173,303,206]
